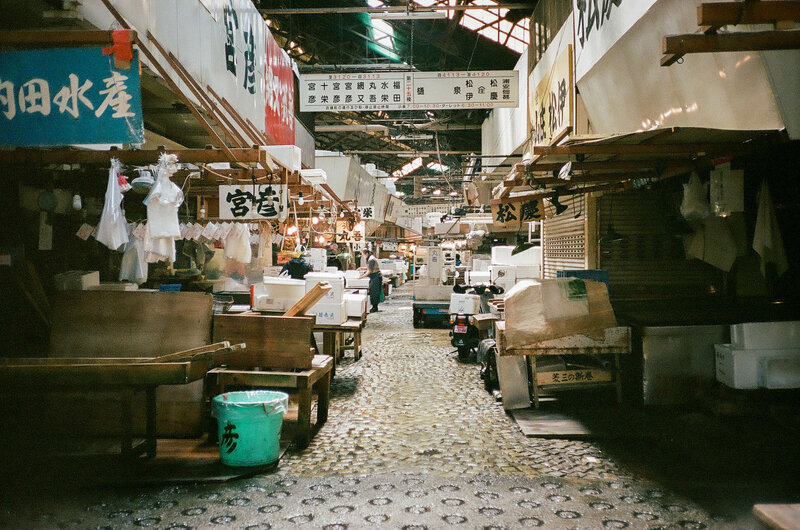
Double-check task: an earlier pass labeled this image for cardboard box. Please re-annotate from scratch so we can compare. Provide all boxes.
[308,301,346,325]
[449,293,482,314]
[54,270,99,290]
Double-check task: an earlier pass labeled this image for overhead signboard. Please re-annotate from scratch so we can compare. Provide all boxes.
[265,30,295,145]
[218,184,288,220]
[299,70,518,112]
[532,44,574,146]
[0,47,144,147]
[491,196,545,231]
[336,220,366,244]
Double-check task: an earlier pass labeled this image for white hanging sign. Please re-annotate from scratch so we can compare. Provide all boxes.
[218,184,288,220]
[358,205,375,220]
[335,220,366,244]
[299,70,518,112]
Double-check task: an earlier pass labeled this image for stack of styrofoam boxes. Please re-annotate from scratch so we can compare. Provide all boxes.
[305,272,346,325]
[253,277,306,312]
[467,258,491,285]
[344,293,368,318]
[715,321,800,389]
[449,293,482,315]
[489,246,516,293]
[344,269,370,289]
[53,270,100,290]
[308,248,327,271]
[510,246,543,280]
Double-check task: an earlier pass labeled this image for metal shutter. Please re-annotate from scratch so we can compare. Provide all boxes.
[597,189,723,300]
[542,199,587,279]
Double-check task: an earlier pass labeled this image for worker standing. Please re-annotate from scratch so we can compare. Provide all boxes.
[359,248,382,313]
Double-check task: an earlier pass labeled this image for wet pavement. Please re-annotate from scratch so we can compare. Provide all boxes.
[1,282,796,528]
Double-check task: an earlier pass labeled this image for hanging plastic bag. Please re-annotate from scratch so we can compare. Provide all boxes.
[144,153,183,238]
[680,172,711,221]
[95,158,129,251]
[225,224,252,264]
[119,223,148,284]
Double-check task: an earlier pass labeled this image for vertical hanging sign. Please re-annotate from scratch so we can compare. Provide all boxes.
[265,30,295,145]
[532,45,574,147]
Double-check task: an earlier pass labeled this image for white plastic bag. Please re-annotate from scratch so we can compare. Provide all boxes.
[143,221,176,263]
[144,153,183,238]
[95,158,129,251]
[224,224,252,264]
[119,223,148,284]
[680,173,711,221]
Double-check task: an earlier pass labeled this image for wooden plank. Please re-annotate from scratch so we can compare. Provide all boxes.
[284,282,332,317]
[535,369,613,386]
[212,313,315,369]
[49,291,213,358]
[0,362,194,387]
[512,409,594,437]
[699,2,800,28]
[0,29,135,46]
[663,30,800,56]
[753,504,800,530]
[531,142,748,156]
[0,147,266,166]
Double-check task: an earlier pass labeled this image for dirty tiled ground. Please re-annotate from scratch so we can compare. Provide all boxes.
[0,283,771,529]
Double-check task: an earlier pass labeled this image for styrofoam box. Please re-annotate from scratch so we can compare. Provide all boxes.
[449,293,482,315]
[325,266,339,273]
[762,358,800,389]
[491,246,515,265]
[307,301,346,325]
[731,321,800,350]
[510,246,542,266]
[254,277,306,312]
[305,272,345,304]
[515,265,541,280]
[472,259,490,272]
[54,270,99,290]
[346,277,370,289]
[264,145,301,172]
[489,265,516,283]
[715,343,800,389]
[467,271,491,284]
[344,293,367,318]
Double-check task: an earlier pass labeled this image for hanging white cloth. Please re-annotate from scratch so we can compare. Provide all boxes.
[143,153,183,238]
[753,179,788,277]
[224,224,252,264]
[95,158,129,251]
[119,223,148,284]
[143,221,176,264]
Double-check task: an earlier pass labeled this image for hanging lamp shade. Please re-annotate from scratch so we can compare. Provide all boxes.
[131,169,154,194]
[598,224,624,244]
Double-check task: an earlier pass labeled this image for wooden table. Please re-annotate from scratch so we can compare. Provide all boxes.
[207,355,333,449]
[0,343,239,458]
[494,321,632,408]
[315,318,365,369]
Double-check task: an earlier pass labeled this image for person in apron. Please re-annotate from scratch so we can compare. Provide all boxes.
[359,248,382,313]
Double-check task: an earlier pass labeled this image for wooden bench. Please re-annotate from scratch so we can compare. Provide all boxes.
[206,355,333,449]
[315,318,365,368]
[211,312,333,448]
[0,342,240,458]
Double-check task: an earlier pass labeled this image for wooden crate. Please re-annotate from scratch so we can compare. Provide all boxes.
[213,312,315,369]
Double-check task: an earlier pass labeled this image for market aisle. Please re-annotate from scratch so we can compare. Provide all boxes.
[0,283,755,529]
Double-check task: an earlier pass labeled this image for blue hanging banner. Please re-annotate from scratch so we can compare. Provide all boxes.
[0,46,144,147]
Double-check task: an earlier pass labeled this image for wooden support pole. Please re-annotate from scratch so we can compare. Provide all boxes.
[698,2,800,29]
[205,85,262,146]
[98,0,238,162]
[662,30,800,66]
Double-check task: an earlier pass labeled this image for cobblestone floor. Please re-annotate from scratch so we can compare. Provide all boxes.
[0,283,769,529]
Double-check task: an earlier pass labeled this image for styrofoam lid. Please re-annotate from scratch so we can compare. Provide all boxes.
[263,277,306,286]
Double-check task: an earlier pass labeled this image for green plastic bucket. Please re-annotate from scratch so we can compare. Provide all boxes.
[211,390,289,467]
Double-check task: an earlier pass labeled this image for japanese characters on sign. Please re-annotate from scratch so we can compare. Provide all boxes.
[265,29,295,145]
[358,205,375,220]
[335,220,366,244]
[218,184,288,220]
[299,70,518,112]
[491,197,545,231]
[0,47,144,147]
[535,369,612,386]
[532,45,574,147]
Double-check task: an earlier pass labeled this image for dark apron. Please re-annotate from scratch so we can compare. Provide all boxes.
[368,271,382,309]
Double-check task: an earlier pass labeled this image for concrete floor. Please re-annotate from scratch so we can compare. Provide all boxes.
[2,282,798,528]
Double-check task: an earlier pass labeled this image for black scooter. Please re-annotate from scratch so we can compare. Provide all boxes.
[450,283,504,362]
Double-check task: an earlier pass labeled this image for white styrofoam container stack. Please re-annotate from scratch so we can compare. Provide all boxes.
[54,270,100,290]
[253,277,306,312]
[305,272,345,304]
[489,265,516,292]
[472,258,490,272]
[467,270,491,284]
[491,246,515,265]
[449,293,482,314]
[308,248,327,272]
[715,321,800,389]
[264,145,301,172]
[344,293,368,318]
[307,301,346,325]
[345,270,370,289]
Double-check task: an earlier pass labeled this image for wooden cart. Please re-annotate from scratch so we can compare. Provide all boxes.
[494,321,632,408]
